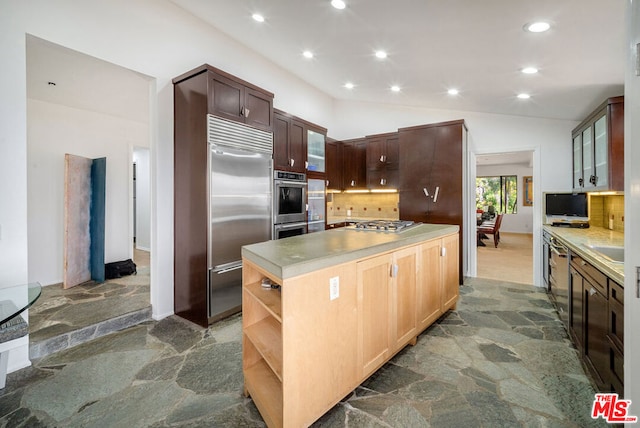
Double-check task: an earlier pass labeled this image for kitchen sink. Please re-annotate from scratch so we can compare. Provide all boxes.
[586,245,624,263]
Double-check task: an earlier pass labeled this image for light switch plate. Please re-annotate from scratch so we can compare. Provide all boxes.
[330,276,339,300]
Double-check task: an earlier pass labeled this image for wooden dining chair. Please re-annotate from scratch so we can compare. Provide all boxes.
[477,214,504,248]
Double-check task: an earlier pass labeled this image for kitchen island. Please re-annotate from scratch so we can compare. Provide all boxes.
[241,223,459,427]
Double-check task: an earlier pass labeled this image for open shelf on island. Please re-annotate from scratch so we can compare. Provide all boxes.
[244,316,283,381]
[244,280,282,321]
[245,358,283,428]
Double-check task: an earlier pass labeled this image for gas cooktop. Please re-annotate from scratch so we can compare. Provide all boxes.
[349,220,418,232]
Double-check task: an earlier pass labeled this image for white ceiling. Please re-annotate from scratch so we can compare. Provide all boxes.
[25,1,626,126]
[26,35,152,124]
[170,0,626,122]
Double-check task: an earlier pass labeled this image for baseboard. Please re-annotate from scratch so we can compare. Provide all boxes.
[152,310,174,321]
[135,245,150,252]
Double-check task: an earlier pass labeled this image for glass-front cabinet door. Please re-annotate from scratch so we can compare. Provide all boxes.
[307,178,326,233]
[573,134,583,189]
[582,127,594,189]
[594,114,608,188]
[307,130,325,173]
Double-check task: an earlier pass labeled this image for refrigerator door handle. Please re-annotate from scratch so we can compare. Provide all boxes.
[212,261,243,274]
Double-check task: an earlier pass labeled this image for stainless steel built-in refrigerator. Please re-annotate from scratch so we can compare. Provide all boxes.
[207,115,273,322]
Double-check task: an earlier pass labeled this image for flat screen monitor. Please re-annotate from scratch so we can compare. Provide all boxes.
[545,193,588,220]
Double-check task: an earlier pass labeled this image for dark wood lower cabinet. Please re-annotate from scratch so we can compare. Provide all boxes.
[583,278,609,387]
[608,280,624,395]
[569,267,584,349]
[569,252,624,396]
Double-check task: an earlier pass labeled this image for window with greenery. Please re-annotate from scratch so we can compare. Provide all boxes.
[476,175,518,214]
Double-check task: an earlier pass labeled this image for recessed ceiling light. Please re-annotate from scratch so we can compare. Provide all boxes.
[331,0,346,9]
[524,21,550,33]
[517,93,531,99]
[303,50,314,59]
[252,13,265,23]
[390,85,401,92]
[375,50,388,59]
[448,88,459,95]
[344,82,354,89]
[521,67,539,74]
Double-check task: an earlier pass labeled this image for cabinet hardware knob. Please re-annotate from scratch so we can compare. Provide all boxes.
[351,180,355,186]
[380,155,385,163]
[380,178,386,186]
[290,158,295,167]
[305,161,308,169]
[579,178,584,186]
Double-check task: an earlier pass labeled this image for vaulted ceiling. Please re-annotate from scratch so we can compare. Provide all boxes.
[170,0,625,122]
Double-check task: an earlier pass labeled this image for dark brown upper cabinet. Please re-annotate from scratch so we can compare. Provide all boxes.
[273,109,327,176]
[173,64,274,133]
[326,139,342,191]
[274,110,306,173]
[572,96,624,192]
[366,133,399,170]
[366,132,399,189]
[342,138,367,190]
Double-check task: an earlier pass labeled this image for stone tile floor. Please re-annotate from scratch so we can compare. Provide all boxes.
[1,277,606,427]
[28,266,151,359]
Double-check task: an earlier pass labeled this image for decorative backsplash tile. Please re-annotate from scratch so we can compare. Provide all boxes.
[589,194,624,232]
[327,193,400,220]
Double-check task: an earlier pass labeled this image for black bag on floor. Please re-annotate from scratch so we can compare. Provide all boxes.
[105,259,137,279]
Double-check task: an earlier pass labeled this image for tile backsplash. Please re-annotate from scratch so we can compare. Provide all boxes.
[327,193,400,220]
[589,194,624,232]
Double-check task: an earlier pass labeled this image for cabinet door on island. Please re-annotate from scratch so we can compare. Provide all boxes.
[441,234,459,310]
[357,247,418,378]
[417,240,442,330]
[417,234,459,331]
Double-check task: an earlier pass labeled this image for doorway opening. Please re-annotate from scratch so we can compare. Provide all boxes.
[475,150,534,285]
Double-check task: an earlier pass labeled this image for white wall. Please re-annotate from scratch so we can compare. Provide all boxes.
[624,0,640,412]
[476,162,534,234]
[27,100,149,286]
[133,147,151,251]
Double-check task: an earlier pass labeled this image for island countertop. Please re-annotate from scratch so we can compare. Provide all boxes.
[242,223,459,280]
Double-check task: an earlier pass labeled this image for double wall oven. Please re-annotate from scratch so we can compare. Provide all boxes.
[273,170,307,239]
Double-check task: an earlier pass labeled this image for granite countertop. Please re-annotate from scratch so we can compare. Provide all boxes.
[242,223,459,280]
[543,225,624,285]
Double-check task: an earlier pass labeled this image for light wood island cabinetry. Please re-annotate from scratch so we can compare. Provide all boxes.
[242,224,459,427]
[357,246,418,378]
